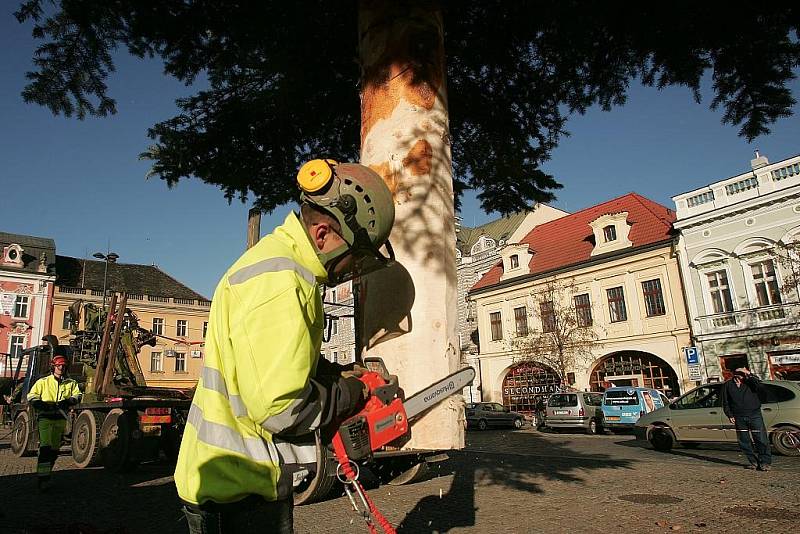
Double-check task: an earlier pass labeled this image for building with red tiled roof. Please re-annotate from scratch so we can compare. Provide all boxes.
[466,193,693,416]
[471,193,676,291]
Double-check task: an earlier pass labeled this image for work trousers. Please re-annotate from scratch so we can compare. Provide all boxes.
[37,417,66,481]
[182,495,294,534]
[734,412,772,467]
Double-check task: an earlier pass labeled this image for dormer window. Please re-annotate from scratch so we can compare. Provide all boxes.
[3,244,24,266]
[589,212,632,257]
[500,244,533,281]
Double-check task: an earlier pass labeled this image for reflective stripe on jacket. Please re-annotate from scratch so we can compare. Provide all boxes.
[174,211,331,505]
[27,375,81,404]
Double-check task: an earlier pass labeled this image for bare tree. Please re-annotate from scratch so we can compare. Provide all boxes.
[509,279,602,385]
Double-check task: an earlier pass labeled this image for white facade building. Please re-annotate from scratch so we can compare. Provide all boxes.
[672,151,800,381]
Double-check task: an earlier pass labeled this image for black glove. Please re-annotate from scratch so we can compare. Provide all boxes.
[31,399,48,411]
[57,400,72,411]
[341,376,369,418]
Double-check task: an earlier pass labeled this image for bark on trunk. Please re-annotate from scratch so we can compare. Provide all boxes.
[357,0,463,450]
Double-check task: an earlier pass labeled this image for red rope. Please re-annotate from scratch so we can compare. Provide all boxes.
[332,437,396,534]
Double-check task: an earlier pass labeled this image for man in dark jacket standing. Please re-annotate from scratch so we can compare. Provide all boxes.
[722,368,772,471]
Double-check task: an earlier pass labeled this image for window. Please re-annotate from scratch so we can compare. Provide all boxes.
[574,293,592,327]
[175,352,186,372]
[603,225,617,242]
[489,311,503,341]
[13,295,29,318]
[329,288,337,303]
[152,318,164,336]
[603,391,638,406]
[510,254,519,269]
[62,310,73,330]
[606,286,627,322]
[583,393,603,406]
[333,351,338,362]
[673,385,721,410]
[330,317,339,336]
[150,352,163,372]
[177,320,187,337]
[10,335,25,359]
[641,279,666,317]
[706,270,734,313]
[540,301,556,333]
[762,384,796,403]
[514,306,528,336]
[548,394,578,408]
[203,321,208,338]
[751,260,782,306]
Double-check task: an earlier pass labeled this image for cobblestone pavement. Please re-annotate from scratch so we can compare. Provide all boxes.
[1,426,798,533]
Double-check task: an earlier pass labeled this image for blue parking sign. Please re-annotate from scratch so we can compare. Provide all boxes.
[685,346,700,365]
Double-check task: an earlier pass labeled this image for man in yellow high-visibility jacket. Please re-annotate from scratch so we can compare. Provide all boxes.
[175,160,395,532]
[27,350,81,491]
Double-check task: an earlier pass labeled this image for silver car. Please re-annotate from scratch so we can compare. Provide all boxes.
[544,392,604,434]
[635,380,800,456]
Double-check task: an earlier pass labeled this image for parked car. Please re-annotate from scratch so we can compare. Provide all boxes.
[635,380,800,456]
[466,402,525,430]
[601,387,668,432]
[543,392,604,434]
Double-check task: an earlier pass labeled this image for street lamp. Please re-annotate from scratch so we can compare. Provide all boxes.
[93,252,119,310]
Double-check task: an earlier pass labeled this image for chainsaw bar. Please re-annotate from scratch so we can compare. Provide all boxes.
[402,367,476,421]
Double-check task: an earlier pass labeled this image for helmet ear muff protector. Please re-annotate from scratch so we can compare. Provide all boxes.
[297,159,396,284]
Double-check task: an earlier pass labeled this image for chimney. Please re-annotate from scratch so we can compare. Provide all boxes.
[751,149,769,170]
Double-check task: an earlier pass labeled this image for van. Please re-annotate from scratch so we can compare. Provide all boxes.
[601,387,667,431]
[544,392,604,434]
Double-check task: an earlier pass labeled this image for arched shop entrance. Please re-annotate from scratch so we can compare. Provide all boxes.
[589,351,680,396]
[502,362,562,415]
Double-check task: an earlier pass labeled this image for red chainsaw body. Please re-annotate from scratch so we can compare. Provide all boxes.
[334,370,408,461]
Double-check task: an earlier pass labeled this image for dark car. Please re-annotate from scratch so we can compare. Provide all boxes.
[466,402,525,430]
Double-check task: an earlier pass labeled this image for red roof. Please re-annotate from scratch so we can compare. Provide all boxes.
[471,193,675,292]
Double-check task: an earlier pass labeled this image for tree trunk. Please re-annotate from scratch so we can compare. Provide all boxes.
[357,0,462,450]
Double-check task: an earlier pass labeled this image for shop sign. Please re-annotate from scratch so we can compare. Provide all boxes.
[771,354,800,366]
[503,384,561,396]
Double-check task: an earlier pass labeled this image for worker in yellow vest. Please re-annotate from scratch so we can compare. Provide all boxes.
[27,349,82,491]
[175,160,395,532]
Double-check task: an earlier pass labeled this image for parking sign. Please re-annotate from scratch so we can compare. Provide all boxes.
[684,346,700,365]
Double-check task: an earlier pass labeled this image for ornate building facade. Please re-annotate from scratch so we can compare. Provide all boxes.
[0,232,56,379]
[672,151,800,382]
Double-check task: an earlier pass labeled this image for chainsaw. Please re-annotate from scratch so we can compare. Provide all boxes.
[333,356,476,462]
[331,357,475,534]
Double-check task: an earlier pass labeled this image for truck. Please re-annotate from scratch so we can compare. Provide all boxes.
[2,292,192,472]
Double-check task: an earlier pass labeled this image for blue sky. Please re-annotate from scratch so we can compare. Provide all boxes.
[1,12,799,298]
